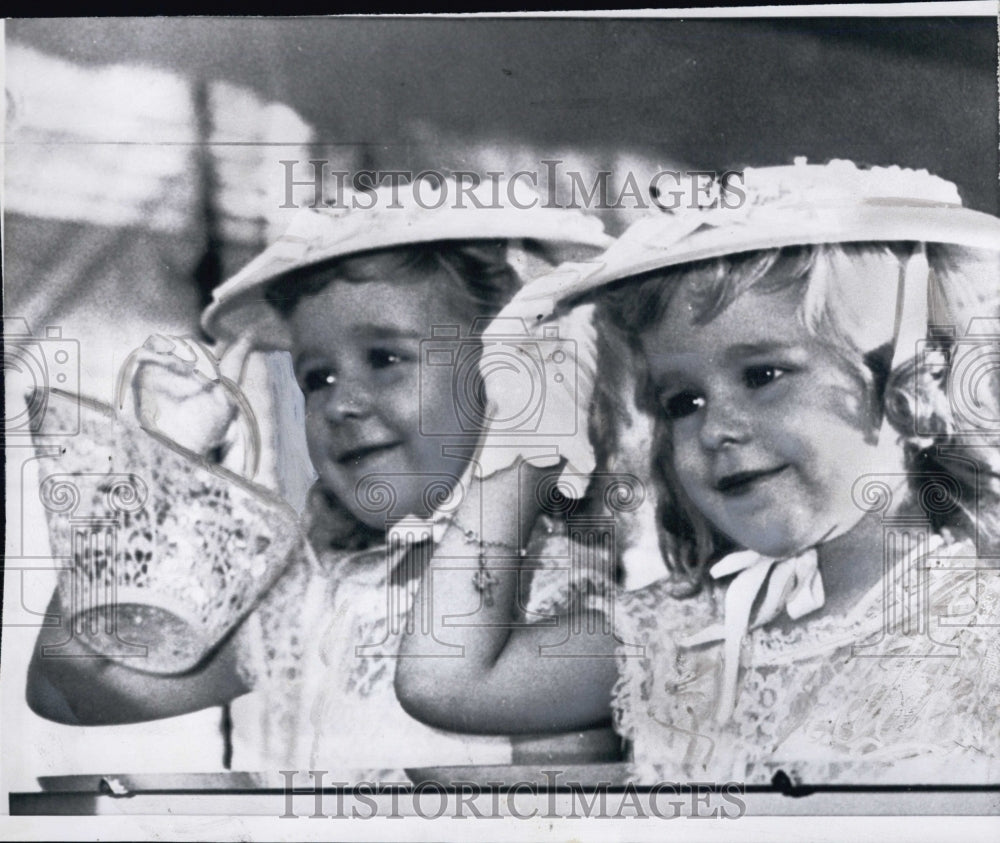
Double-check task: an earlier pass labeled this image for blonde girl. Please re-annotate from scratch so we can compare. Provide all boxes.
[396,160,1000,784]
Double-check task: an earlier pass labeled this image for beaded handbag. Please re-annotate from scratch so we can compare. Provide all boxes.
[31,386,302,674]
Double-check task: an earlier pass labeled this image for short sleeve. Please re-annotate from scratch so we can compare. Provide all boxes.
[609,579,721,764]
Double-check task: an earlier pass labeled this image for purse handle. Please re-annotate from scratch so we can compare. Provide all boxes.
[114,334,262,480]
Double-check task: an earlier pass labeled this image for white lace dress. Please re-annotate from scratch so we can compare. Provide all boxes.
[612,537,1000,784]
[230,512,612,777]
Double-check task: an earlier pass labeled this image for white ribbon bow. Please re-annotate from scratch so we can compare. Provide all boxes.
[679,548,826,725]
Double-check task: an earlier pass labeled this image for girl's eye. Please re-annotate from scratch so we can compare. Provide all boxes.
[368,349,404,369]
[744,365,785,389]
[300,368,336,393]
[661,390,706,420]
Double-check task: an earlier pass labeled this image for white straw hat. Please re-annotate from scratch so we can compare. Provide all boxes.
[202,177,612,350]
[503,158,1000,322]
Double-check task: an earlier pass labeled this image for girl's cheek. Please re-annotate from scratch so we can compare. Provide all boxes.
[671,420,703,462]
[304,412,331,451]
[670,439,706,489]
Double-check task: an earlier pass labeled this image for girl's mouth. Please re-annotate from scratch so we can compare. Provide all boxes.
[336,442,401,466]
[715,465,788,496]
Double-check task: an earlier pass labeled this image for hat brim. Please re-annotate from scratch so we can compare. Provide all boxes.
[201,207,613,351]
[508,201,1000,318]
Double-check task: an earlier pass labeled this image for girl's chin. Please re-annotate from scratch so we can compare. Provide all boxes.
[340,495,435,532]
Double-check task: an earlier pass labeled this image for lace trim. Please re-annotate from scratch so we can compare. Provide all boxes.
[234,515,617,769]
[612,539,1000,782]
[36,398,301,672]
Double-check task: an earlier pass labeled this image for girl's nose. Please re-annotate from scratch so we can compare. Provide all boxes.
[322,378,373,423]
[698,395,751,451]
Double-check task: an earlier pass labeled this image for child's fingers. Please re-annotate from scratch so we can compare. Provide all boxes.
[141,333,177,355]
[132,343,197,380]
[134,359,213,401]
[135,333,251,386]
[138,334,208,373]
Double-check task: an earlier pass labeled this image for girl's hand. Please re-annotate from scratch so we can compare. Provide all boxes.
[475,303,598,497]
[126,334,251,462]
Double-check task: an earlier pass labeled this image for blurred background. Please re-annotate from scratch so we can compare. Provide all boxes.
[4,13,998,786]
[7,15,997,386]
[7,15,997,361]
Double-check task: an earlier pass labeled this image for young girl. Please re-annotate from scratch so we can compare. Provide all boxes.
[26,179,619,775]
[395,160,1000,784]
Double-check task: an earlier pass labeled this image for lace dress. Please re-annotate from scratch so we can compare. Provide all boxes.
[612,537,1000,784]
[230,509,612,777]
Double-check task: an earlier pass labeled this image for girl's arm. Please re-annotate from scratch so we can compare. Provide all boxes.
[26,591,249,725]
[395,460,619,735]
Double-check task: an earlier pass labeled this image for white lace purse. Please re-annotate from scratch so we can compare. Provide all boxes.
[31,386,302,674]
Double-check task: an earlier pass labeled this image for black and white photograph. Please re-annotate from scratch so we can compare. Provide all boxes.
[3,7,999,840]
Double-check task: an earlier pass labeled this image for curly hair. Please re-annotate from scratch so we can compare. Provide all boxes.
[593,242,1000,592]
[264,240,521,329]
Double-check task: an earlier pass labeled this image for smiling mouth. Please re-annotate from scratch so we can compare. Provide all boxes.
[336,443,401,466]
[715,465,788,496]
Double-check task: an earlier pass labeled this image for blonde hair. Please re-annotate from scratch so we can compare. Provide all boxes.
[595,242,1000,590]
